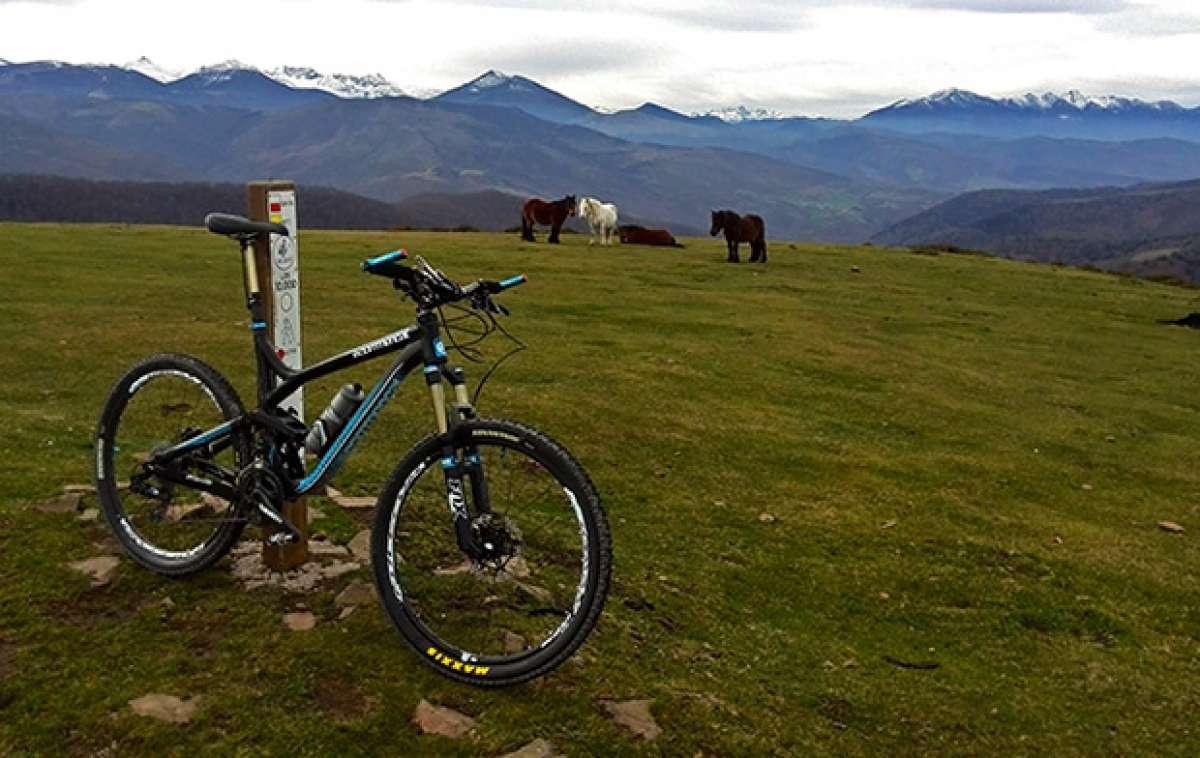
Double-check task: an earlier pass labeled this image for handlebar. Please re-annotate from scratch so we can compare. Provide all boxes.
[365,249,526,311]
[464,274,528,297]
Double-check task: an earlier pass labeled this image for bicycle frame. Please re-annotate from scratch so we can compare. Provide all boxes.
[146,240,473,502]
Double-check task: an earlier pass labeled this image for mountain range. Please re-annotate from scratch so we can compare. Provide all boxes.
[3,57,1200,244]
[871,179,1200,282]
[862,88,1200,141]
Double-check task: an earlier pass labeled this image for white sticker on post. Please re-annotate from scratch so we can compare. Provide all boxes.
[268,189,304,419]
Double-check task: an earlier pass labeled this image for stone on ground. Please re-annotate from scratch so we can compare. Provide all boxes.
[412,699,476,738]
[129,693,200,724]
[503,630,527,654]
[602,699,662,740]
[165,502,214,522]
[326,485,376,509]
[336,580,376,608]
[68,556,119,587]
[504,556,531,578]
[308,541,350,557]
[320,561,361,580]
[516,582,553,604]
[348,530,371,561]
[34,492,82,514]
[283,611,317,631]
[228,540,363,592]
[501,738,560,758]
[434,559,474,576]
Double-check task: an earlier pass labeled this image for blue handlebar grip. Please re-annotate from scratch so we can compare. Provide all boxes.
[498,274,527,290]
[362,249,408,272]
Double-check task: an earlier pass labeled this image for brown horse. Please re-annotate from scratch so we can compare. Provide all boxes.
[619,225,684,247]
[521,195,576,244]
[710,210,766,263]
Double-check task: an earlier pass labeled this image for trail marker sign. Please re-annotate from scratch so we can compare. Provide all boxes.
[259,185,304,417]
[248,180,309,570]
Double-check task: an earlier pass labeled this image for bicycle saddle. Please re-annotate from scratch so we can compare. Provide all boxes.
[204,213,288,238]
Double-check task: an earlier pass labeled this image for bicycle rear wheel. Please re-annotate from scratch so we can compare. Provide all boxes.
[94,353,251,576]
[372,418,611,686]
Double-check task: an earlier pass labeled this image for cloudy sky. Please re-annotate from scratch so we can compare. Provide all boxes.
[1,0,1199,116]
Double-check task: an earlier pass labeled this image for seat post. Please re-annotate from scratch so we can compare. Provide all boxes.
[240,236,262,303]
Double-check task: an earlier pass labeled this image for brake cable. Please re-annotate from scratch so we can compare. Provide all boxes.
[436,299,527,407]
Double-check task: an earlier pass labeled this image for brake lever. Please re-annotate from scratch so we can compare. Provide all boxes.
[470,289,509,316]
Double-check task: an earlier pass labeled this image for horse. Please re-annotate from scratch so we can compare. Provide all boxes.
[521,195,576,244]
[710,210,766,263]
[619,225,684,248]
[578,197,620,246]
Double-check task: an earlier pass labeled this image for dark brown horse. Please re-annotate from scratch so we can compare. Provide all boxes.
[710,210,766,263]
[521,195,576,244]
[619,225,684,247]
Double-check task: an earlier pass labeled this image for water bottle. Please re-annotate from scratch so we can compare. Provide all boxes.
[305,383,366,455]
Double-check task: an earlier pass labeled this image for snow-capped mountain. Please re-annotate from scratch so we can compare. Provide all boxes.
[880,87,1185,114]
[186,59,260,84]
[118,58,411,99]
[466,69,511,91]
[123,56,181,83]
[884,88,992,110]
[433,70,595,124]
[698,105,786,123]
[863,87,1198,140]
[265,66,407,99]
[1007,90,1184,112]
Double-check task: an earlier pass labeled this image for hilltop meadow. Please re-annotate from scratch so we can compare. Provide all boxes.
[1,224,1199,755]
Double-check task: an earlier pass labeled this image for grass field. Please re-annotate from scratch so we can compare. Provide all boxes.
[2,223,1199,756]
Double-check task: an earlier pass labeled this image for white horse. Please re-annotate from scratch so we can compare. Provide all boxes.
[578,196,620,246]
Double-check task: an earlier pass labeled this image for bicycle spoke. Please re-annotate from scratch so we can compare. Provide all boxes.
[389,438,589,660]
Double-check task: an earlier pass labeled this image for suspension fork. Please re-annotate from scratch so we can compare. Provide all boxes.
[420,312,485,559]
[447,366,492,518]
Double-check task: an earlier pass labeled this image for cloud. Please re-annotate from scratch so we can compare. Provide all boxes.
[900,0,1130,13]
[458,40,663,79]
[374,0,812,31]
[1092,7,1200,35]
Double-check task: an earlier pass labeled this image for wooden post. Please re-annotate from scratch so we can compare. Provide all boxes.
[248,180,309,571]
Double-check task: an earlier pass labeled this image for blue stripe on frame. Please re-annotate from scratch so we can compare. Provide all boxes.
[297,367,406,492]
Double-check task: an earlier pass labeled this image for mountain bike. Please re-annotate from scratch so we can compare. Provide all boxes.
[93,212,612,686]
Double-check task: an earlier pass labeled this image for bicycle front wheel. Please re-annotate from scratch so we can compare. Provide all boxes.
[372,418,612,686]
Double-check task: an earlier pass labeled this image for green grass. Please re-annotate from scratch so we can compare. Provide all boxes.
[2,223,1200,755]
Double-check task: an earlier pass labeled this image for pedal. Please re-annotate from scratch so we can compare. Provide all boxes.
[266,530,297,546]
[256,501,302,545]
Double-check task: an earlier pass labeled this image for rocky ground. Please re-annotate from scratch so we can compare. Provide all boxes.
[45,483,662,753]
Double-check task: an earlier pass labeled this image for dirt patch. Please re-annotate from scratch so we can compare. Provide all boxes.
[183,611,235,660]
[0,638,17,712]
[50,586,142,629]
[0,638,14,680]
[817,697,853,729]
[315,677,370,721]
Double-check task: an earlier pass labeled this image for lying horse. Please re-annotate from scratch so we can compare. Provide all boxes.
[619,225,683,248]
[579,197,620,246]
[710,209,766,263]
[521,195,576,244]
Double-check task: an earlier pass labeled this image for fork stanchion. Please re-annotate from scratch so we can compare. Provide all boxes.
[248,180,309,571]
